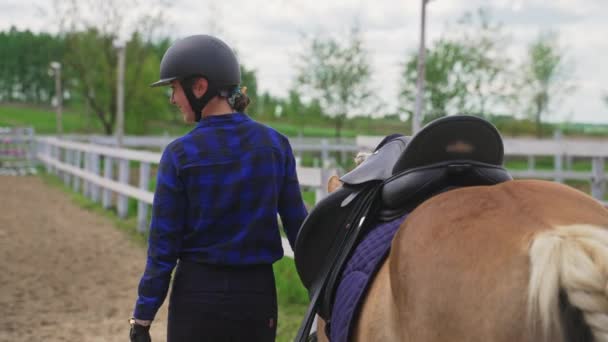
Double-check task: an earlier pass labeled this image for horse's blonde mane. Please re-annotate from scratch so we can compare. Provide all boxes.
[528,224,608,342]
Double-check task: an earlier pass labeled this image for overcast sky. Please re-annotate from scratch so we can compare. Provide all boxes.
[2,0,608,124]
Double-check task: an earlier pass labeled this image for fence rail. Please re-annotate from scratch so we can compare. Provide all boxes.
[0,126,36,175]
[46,134,360,156]
[35,137,335,234]
[46,134,359,168]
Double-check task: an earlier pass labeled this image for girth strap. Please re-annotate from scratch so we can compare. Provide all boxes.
[294,183,382,342]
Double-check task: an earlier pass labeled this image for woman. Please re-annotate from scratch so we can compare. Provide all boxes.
[129,34,308,342]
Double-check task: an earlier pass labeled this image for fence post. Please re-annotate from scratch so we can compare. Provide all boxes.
[321,139,330,168]
[102,157,113,209]
[45,142,52,173]
[295,132,303,166]
[315,167,336,204]
[34,136,41,162]
[72,150,82,192]
[554,153,563,183]
[43,141,51,173]
[26,127,35,166]
[63,149,72,186]
[55,145,62,175]
[527,155,535,171]
[55,146,62,176]
[591,157,605,201]
[117,159,130,218]
[83,152,90,197]
[137,162,151,232]
[90,153,100,202]
[49,144,57,174]
[339,137,347,166]
[553,131,563,183]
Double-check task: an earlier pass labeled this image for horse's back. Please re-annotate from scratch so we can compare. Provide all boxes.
[381,179,608,342]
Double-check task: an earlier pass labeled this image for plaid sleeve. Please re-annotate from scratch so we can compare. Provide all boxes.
[133,146,185,320]
[278,142,308,249]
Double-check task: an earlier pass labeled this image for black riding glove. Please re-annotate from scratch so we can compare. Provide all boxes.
[130,323,151,342]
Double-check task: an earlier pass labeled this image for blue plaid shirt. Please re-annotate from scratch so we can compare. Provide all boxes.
[133,113,308,320]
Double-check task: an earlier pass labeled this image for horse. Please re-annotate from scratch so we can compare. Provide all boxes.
[312,170,608,342]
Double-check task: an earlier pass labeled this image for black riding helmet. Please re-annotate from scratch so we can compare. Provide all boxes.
[151,35,241,121]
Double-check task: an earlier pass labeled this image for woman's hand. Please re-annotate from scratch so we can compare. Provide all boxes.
[129,319,152,342]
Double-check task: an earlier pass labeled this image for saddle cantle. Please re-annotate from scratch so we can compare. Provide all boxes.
[379,115,512,220]
[294,115,513,342]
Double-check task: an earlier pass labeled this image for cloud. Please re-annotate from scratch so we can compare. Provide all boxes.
[490,5,584,27]
[0,0,50,32]
[0,2,20,12]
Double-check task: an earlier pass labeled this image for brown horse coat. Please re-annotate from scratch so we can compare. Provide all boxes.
[321,179,608,342]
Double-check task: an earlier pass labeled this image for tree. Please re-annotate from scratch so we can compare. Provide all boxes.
[295,26,373,139]
[50,0,170,134]
[450,9,514,117]
[401,39,471,122]
[519,31,573,137]
[400,9,512,123]
[279,89,326,128]
[123,33,173,134]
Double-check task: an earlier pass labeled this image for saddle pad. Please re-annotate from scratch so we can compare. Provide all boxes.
[329,213,408,342]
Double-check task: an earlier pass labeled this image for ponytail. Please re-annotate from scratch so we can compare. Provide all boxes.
[227,86,251,112]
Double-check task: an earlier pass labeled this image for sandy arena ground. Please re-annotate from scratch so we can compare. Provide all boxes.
[0,176,168,341]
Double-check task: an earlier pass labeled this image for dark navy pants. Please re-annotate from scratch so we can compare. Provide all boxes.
[167,260,277,342]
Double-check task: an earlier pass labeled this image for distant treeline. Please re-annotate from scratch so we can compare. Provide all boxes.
[0,28,65,103]
[0,27,334,134]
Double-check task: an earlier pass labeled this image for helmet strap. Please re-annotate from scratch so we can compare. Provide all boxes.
[180,77,219,122]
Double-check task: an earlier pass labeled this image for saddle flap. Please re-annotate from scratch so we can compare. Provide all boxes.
[295,187,354,290]
[392,115,504,175]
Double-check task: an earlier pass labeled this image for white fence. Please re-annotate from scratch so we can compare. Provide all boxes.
[63,134,608,199]
[53,134,358,151]
[35,137,335,235]
[0,127,37,175]
[49,134,359,168]
[33,134,608,238]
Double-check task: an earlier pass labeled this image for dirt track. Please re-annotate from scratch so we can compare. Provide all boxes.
[0,176,168,342]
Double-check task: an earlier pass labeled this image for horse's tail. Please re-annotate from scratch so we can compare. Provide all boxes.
[528,224,608,342]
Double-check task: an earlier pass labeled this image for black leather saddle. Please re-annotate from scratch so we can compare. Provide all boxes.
[294,115,513,341]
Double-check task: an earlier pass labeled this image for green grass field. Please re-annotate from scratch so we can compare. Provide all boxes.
[0,103,105,134]
[5,102,608,138]
[0,103,360,139]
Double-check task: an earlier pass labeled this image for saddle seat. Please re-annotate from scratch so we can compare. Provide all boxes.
[293,115,513,341]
